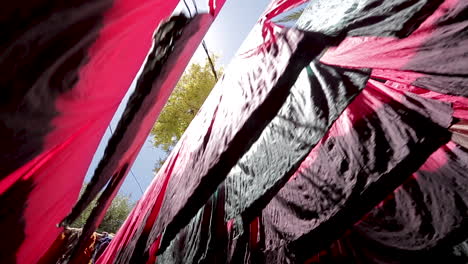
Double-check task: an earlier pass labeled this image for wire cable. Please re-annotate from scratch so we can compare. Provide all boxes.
[130,170,144,195]
[202,40,218,81]
[108,124,144,195]
[182,0,193,17]
[191,0,199,14]
[182,0,219,81]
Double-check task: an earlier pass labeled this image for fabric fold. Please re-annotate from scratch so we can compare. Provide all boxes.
[0,0,181,262]
[224,62,370,221]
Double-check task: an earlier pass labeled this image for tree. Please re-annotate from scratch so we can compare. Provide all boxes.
[151,57,221,171]
[274,7,306,24]
[71,186,133,234]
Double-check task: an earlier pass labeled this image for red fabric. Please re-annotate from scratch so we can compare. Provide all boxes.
[73,12,214,238]
[383,80,468,120]
[95,13,222,264]
[262,0,308,20]
[242,0,308,57]
[97,0,315,261]
[95,154,184,263]
[209,0,226,17]
[249,217,261,250]
[320,0,460,72]
[0,0,180,263]
[303,140,468,263]
[37,232,69,264]
[146,236,161,264]
[259,0,468,260]
[101,0,467,262]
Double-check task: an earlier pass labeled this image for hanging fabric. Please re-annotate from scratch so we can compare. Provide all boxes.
[224,62,370,222]
[262,140,468,263]
[261,80,454,262]
[57,13,216,262]
[3,0,465,262]
[259,0,468,262]
[0,0,202,263]
[97,0,339,262]
[100,0,468,263]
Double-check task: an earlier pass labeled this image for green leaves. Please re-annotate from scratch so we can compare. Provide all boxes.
[70,186,133,234]
[151,57,221,172]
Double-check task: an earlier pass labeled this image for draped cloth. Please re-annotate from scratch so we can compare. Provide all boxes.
[0,1,219,263]
[1,0,467,263]
[264,0,468,262]
[99,0,468,263]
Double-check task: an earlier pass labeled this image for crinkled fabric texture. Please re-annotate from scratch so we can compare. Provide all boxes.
[0,0,182,263]
[285,142,468,264]
[102,26,335,264]
[254,1,468,261]
[224,63,370,221]
[101,0,468,263]
[224,0,468,235]
[150,28,335,253]
[346,143,468,263]
[296,0,442,38]
[60,14,214,262]
[156,186,227,264]
[261,80,453,263]
[157,59,371,263]
[155,81,458,264]
[320,0,468,97]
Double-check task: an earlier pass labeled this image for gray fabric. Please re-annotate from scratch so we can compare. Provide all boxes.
[297,0,442,38]
[225,62,370,221]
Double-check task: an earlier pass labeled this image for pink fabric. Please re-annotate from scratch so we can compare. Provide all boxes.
[262,0,309,20]
[146,236,162,264]
[289,79,449,183]
[267,77,455,261]
[209,0,226,17]
[383,80,468,120]
[99,0,467,261]
[82,12,214,228]
[0,1,181,263]
[97,0,310,261]
[242,0,308,57]
[95,13,222,264]
[358,140,462,216]
[320,0,459,71]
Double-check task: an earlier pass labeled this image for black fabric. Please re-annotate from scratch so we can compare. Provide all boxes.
[296,0,443,38]
[261,84,453,263]
[407,0,468,97]
[0,2,111,263]
[452,239,468,261]
[0,0,112,178]
[226,217,265,264]
[156,185,227,264]
[0,179,34,263]
[61,14,191,227]
[146,29,340,254]
[348,143,468,263]
[58,15,194,263]
[224,63,370,221]
[295,143,468,263]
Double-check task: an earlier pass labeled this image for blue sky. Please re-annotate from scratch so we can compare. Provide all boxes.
[85,0,273,201]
